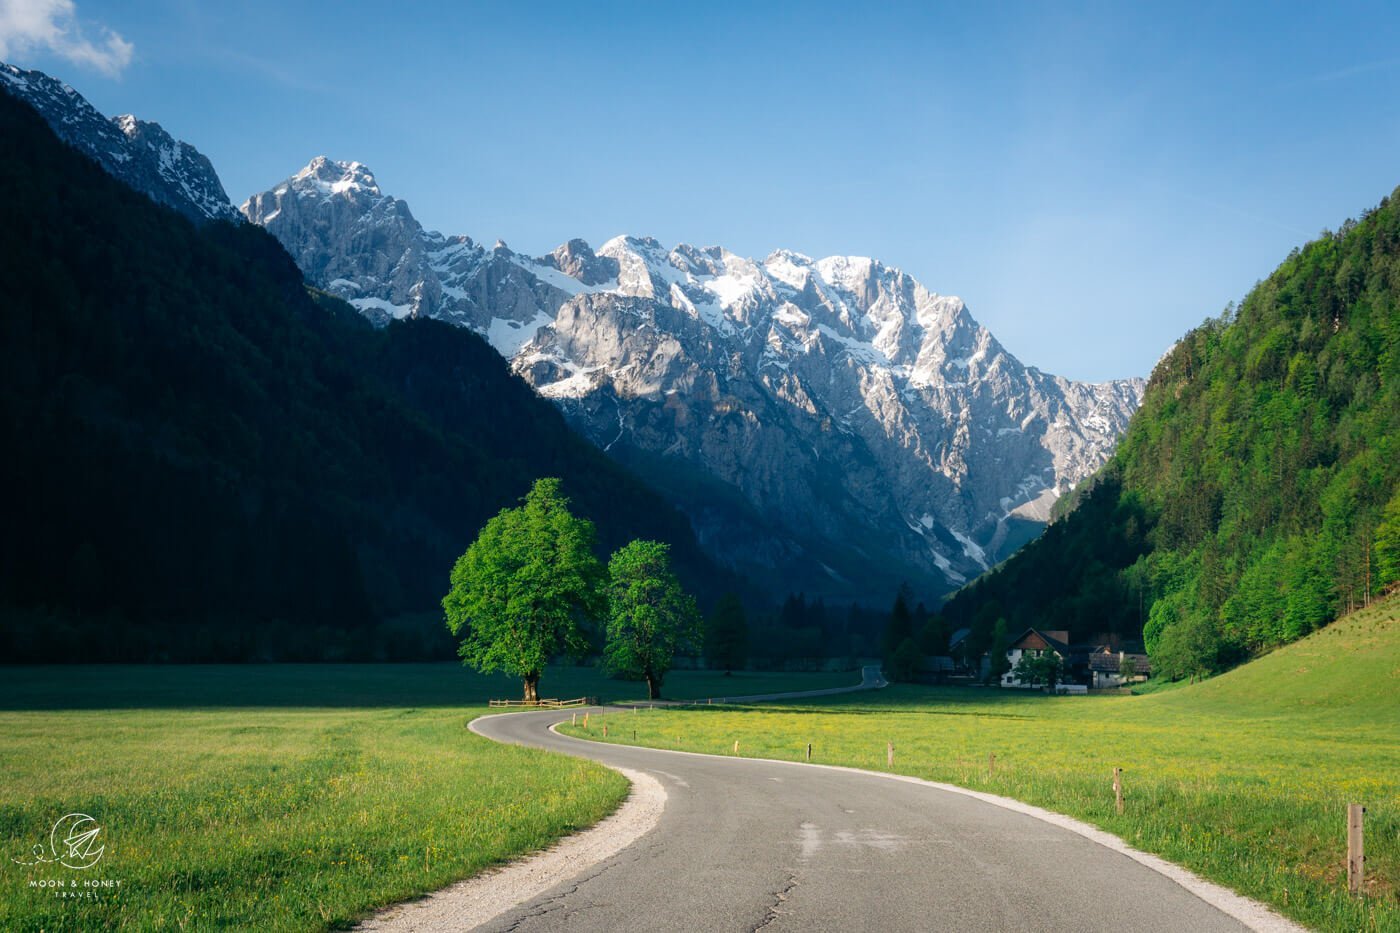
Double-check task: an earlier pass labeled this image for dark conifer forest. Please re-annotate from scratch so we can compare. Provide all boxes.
[0,91,735,662]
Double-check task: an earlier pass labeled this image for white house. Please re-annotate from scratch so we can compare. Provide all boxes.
[1001,628,1072,688]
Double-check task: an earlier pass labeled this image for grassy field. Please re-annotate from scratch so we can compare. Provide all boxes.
[563,600,1400,932]
[0,664,857,931]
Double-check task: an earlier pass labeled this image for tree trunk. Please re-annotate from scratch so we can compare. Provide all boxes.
[523,672,540,703]
[645,670,661,700]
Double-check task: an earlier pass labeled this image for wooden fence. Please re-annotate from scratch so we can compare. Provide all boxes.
[488,697,596,709]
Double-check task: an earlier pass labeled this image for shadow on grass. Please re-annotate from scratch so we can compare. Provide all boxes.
[0,665,863,711]
[0,664,619,710]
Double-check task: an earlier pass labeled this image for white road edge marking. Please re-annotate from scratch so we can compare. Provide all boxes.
[352,713,666,933]
[558,726,1308,933]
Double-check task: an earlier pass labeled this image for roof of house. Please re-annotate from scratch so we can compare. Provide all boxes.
[1088,649,1152,673]
[948,627,971,648]
[1006,628,1072,656]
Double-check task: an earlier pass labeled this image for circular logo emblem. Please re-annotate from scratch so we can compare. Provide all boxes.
[50,813,104,870]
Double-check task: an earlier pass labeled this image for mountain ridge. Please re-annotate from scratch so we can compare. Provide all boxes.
[0,85,737,662]
[244,156,1145,600]
[0,60,240,224]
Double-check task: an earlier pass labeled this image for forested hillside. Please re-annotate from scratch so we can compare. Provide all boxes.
[946,188,1400,675]
[0,91,735,662]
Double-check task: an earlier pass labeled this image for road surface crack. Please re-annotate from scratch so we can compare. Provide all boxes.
[496,834,663,931]
[750,872,799,931]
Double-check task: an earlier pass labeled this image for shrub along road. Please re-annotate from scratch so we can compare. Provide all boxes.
[466,668,1297,933]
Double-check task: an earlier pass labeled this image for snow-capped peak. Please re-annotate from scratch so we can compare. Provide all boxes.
[0,61,240,223]
[243,156,1148,597]
[291,156,381,198]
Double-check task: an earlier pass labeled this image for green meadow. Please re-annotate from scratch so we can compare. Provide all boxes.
[565,600,1400,932]
[0,664,855,931]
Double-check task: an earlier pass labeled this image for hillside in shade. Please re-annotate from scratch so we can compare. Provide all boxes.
[0,89,736,662]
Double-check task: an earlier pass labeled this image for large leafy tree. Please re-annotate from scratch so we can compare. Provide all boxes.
[604,540,701,700]
[705,592,749,675]
[443,478,605,701]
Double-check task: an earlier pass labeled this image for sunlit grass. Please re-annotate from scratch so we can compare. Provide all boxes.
[0,664,856,930]
[563,600,1400,933]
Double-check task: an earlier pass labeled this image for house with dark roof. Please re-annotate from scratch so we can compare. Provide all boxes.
[1087,645,1151,688]
[1000,628,1072,688]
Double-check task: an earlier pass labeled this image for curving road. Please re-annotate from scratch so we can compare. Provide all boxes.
[468,668,1287,933]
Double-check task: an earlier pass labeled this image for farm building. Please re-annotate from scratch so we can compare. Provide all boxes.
[1000,628,1071,688]
[1087,646,1151,688]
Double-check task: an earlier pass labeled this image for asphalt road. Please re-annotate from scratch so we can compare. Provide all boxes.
[471,669,1262,933]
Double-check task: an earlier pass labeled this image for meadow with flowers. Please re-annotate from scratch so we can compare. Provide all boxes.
[0,664,851,930]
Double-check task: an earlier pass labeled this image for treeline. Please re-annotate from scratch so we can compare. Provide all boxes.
[947,187,1400,677]
[0,90,740,662]
[728,589,949,671]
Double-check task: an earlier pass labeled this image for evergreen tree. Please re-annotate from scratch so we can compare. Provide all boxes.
[705,592,749,675]
[987,618,1012,684]
[883,584,915,659]
[890,637,924,683]
[917,614,949,656]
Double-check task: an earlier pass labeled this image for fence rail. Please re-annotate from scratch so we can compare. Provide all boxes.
[488,697,596,709]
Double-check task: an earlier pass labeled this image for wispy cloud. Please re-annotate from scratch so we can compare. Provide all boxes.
[1281,57,1400,91]
[0,0,133,77]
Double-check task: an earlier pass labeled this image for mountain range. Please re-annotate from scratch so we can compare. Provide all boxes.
[0,76,738,662]
[2,60,1145,607]
[243,158,1145,599]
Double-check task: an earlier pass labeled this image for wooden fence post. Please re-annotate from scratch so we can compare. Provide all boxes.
[572,712,577,726]
[733,739,739,755]
[583,712,589,730]
[806,743,812,762]
[1113,768,1124,814]
[603,724,608,738]
[1348,804,1366,895]
[887,741,894,767]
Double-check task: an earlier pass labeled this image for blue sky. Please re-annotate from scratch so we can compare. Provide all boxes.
[6,1,1400,381]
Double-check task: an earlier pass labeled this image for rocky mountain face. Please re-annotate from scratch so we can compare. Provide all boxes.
[246,158,1145,602]
[0,62,239,224]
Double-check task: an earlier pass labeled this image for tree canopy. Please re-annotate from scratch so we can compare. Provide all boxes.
[603,540,701,699]
[443,478,605,701]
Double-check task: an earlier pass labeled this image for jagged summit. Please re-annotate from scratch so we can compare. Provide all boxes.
[0,61,239,224]
[290,156,382,197]
[244,160,1145,600]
